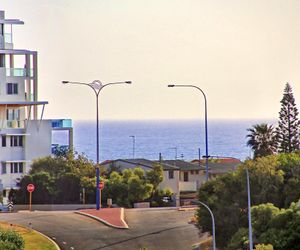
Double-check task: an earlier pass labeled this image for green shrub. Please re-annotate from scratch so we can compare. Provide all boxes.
[0,229,24,250]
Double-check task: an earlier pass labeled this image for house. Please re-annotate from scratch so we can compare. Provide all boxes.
[0,10,72,203]
[159,160,206,192]
[101,158,208,206]
[101,158,181,206]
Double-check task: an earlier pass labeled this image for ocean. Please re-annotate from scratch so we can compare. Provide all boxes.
[52,119,275,162]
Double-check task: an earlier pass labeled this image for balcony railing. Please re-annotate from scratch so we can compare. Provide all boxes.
[6,120,25,129]
[25,93,35,101]
[4,33,12,44]
[52,119,72,129]
[6,68,34,77]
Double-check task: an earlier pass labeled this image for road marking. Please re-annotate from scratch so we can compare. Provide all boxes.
[62,241,67,245]
[52,237,56,240]
[70,247,75,250]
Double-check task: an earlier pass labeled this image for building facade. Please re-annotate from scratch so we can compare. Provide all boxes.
[0,10,72,203]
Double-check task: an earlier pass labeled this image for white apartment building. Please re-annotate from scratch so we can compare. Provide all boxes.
[0,10,72,202]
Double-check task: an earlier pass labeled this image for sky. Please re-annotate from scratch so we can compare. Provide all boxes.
[2,0,300,120]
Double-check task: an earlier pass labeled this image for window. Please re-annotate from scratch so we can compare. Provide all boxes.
[183,172,189,182]
[0,54,5,68]
[10,162,23,174]
[168,170,174,179]
[1,135,6,147]
[191,170,194,175]
[1,163,6,174]
[10,136,23,147]
[195,170,199,175]
[7,83,18,94]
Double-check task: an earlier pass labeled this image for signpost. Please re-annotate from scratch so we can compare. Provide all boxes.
[99,181,104,209]
[27,184,35,211]
[7,201,13,212]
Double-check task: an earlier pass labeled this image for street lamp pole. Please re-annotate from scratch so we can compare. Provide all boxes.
[62,80,131,210]
[192,200,216,250]
[169,147,177,160]
[168,84,209,181]
[129,135,135,159]
[246,168,253,250]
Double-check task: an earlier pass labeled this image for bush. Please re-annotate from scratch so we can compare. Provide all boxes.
[255,244,274,250]
[0,229,24,250]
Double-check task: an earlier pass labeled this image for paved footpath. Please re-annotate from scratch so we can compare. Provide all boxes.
[76,208,129,229]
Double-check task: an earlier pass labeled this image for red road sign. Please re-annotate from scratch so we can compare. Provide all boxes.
[27,184,35,193]
[99,182,104,190]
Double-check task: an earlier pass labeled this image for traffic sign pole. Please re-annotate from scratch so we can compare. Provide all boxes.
[27,184,35,212]
[99,181,104,209]
[29,192,32,212]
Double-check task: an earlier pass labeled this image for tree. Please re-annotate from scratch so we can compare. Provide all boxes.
[14,152,96,204]
[247,123,277,158]
[196,155,285,248]
[277,82,300,153]
[252,200,300,250]
[146,163,163,192]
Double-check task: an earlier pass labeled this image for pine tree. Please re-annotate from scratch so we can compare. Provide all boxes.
[277,82,300,153]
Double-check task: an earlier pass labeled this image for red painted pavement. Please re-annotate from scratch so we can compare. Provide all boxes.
[77,208,128,229]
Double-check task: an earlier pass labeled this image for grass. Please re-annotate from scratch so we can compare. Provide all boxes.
[0,222,57,250]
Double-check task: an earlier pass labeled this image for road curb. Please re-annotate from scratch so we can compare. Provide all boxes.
[75,208,129,229]
[34,229,61,250]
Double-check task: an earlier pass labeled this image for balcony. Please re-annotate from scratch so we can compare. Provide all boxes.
[52,119,72,129]
[25,93,34,101]
[4,33,12,44]
[6,68,34,77]
[6,120,25,129]
[179,181,197,192]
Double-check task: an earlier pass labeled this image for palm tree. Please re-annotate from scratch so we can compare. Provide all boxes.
[246,123,277,158]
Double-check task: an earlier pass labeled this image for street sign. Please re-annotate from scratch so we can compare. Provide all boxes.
[27,184,35,212]
[99,181,104,190]
[27,184,35,193]
[7,201,13,212]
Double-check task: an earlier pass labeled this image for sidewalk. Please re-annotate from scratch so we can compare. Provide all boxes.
[75,208,129,229]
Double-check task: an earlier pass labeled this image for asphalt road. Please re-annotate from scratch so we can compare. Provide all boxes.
[0,208,202,250]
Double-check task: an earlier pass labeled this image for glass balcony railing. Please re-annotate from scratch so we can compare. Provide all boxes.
[25,93,35,101]
[6,120,24,129]
[52,119,72,129]
[6,68,34,77]
[4,33,12,44]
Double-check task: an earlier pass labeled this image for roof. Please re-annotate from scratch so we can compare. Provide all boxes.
[160,160,205,171]
[101,158,179,171]
[191,157,241,164]
[0,49,37,55]
[0,19,24,25]
[207,162,239,173]
[0,101,48,106]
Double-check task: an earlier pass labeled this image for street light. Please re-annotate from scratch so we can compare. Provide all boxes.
[62,79,131,210]
[192,200,216,250]
[168,84,210,181]
[246,168,253,250]
[129,135,135,159]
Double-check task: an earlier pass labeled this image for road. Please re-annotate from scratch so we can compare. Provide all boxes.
[0,208,202,250]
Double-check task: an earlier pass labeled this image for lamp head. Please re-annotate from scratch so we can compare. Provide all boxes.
[62,81,69,84]
[168,84,175,87]
[125,81,132,84]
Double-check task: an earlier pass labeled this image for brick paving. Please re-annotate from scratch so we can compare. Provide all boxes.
[76,208,129,229]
